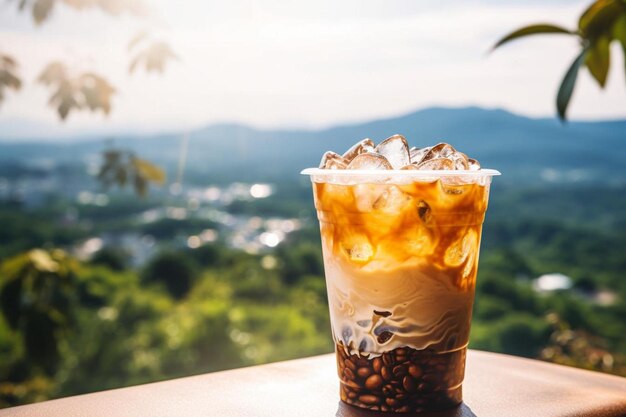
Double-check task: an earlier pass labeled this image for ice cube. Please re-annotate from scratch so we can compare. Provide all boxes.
[342,138,375,162]
[409,146,432,164]
[373,186,411,212]
[345,240,374,263]
[319,151,348,169]
[375,134,410,169]
[451,152,469,170]
[421,143,456,162]
[347,153,393,170]
[444,229,477,267]
[416,158,454,170]
[468,158,481,171]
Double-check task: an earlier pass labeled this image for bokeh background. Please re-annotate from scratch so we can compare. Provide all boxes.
[1,0,625,407]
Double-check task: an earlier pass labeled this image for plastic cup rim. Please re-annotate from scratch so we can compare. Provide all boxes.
[300,168,501,177]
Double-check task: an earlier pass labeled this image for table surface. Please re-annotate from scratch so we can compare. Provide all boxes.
[2,350,625,417]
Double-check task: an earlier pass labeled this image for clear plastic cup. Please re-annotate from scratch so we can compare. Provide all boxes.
[302,168,499,413]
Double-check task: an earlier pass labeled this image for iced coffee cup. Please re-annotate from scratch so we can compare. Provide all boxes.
[302,136,499,413]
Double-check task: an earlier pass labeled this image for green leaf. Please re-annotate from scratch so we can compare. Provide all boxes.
[585,35,611,87]
[614,14,626,72]
[579,0,624,39]
[132,158,166,184]
[557,48,589,121]
[133,176,148,197]
[493,24,573,50]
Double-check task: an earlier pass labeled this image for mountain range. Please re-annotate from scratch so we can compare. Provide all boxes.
[1,106,625,185]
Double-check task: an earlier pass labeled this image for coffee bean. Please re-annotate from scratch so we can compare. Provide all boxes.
[423,373,439,383]
[395,405,410,412]
[357,367,372,378]
[365,374,383,390]
[418,382,431,392]
[382,352,394,366]
[380,404,389,412]
[408,365,423,379]
[382,384,394,396]
[392,365,407,377]
[396,348,407,356]
[358,394,381,405]
[372,357,382,373]
[381,366,392,381]
[402,376,416,392]
[356,357,369,367]
[348,391,357,399]
[343,367,355,380]
[345,379,360,389]
[385,397,397,406]
[344,358,356,371]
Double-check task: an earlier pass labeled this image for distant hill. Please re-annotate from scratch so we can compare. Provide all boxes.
[1,107,625,184]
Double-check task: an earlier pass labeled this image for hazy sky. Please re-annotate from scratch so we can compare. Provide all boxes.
[1,0,625,138]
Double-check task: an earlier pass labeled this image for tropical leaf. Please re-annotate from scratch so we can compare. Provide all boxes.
[585,35,611,87]
[579,0,624,39]
[557,48,589,121]
[493,24,573,50]
[614,14,626,72]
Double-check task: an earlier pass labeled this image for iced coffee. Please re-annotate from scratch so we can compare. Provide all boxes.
[302,135,498,413]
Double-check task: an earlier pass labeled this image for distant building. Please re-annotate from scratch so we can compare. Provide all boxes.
[533,273,573,293]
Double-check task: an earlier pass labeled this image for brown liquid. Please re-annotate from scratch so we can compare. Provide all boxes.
[313,178,490,412]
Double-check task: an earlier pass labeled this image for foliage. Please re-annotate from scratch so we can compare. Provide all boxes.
[97,149,166,197]
[0,249,79,376]
[492,0,626,120]
[3,0,177,196]
[38,62,115,120]
[540,313,625,375]
[141,252,198,299]
[0,55,21,106]
[128,33,179,74]
[13,0,147,26]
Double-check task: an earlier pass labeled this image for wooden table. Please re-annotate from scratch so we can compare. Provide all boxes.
[2,350,625,417]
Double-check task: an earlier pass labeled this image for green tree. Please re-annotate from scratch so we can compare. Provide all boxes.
[141,252,198,299]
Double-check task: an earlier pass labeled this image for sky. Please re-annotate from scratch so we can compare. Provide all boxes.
[0,0,625,139]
